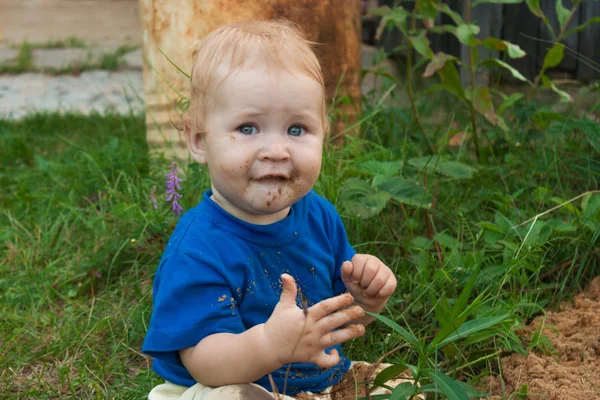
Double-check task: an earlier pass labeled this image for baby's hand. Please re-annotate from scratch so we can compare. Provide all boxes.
[341,254,397,312]
[263,274,365,369]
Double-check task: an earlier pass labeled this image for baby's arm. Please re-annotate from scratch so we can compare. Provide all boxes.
[179,274,365,387]
[341,254,397,326]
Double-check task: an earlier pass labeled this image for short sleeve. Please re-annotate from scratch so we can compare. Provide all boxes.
[142,250,245,368]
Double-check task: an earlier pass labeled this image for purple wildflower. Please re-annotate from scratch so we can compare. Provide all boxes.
[165,161,184,216]
[149,186,159,211]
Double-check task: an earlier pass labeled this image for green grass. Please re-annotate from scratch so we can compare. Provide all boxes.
[1,92,599,398]
[9,36,88,50]
[0,41,34,74]
[0,43,139,75]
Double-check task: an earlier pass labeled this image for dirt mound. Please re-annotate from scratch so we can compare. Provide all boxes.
[484,277,600,399]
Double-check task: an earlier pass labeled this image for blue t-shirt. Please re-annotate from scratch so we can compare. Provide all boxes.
[142,190,356,395]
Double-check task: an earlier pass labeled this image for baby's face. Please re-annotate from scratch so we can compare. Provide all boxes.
[193,64,325,224]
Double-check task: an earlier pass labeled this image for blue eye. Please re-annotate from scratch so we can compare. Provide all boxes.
[238,125,258,135]
[288,125,305,137]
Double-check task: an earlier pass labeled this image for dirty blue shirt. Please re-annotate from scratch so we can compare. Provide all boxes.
[142,190,355,395]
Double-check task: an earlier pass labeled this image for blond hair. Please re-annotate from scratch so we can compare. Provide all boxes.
[184,19,328,134]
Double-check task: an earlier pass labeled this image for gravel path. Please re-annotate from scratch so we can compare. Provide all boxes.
[0,71,144,119]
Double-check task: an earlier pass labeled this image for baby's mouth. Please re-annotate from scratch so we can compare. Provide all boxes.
[254,174,290,182]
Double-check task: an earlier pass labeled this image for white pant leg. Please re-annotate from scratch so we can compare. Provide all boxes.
[148,381,297,400]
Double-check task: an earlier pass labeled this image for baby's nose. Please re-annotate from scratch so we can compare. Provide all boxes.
[259,138,290,162]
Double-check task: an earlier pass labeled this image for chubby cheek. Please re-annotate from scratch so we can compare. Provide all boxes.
[306,158,322,183]
[300,150,322,185]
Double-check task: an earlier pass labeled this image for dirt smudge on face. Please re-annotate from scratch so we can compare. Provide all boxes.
[483,276,600,400]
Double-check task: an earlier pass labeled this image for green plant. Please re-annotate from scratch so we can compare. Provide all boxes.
[14,36,88,49]
[368,0,600,160]
[369,0,528,159]
[0,40,33,73]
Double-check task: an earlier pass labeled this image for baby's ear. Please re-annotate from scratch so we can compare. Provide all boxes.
[184,118,207,165]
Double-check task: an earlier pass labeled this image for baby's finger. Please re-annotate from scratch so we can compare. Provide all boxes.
[359,257,380,289]
[309,292,354,320]
[363,270,389,297]
[278,274,298,307]
[316,305,364,332]
[376,274,397,298]
[312,348,341,369]
[319,324,365,349]
[341,261,354,283]
[349,255,366,283]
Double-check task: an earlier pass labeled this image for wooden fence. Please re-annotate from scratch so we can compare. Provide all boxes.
[365,0,600,82]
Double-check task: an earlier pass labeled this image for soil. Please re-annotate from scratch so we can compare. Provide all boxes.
[295,362,422,400]
[294,363,377,400]
[484,277,600,399]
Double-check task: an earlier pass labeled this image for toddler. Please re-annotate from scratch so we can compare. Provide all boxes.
[142,19,398,399]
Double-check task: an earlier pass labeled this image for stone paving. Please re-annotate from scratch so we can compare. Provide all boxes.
[0,44,145,120]
[0,70,144,119]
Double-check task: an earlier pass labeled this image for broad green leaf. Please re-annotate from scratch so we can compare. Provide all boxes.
[433,297,454,336]
[451,380,490,398]
[423,370,470,400]
[543,44,565,69]
[416,0,438,26]
[390,382,416,400]
[432,311,464,352]
[378,177,432,208]
[454,264,481,317]
[505,42,527,59]
[367,6,393,17]
[408,155,441,172]
[478,221,502,233]
[373,174,389,188]
[424,52,457,78]
[366,312,421,350]
[437,61,466,100]
[480,38,526,58]
[373,7,410,40]
[409,31,434,58]
[542,75,573,102]
[434,232,461,248]
[438,161,477,179]
[434,3,465,25]
[429,25,460,35]
[471,87,504,129]
[431,315,509,351]
[419,383,444,394]
[411,236,434,250]
[406,364,418,379]
[373,364,411,389]
[355,160,403,178]
[339,178,391,218]
[410,157,476,180]
[555,0,570,28]
[455,24,480,46]
[421,381,489,398]
[479,59,528,82]
[525,0,545,19]
[565,17,600,36]
[582,193,600,221]
[498,93,524,115]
